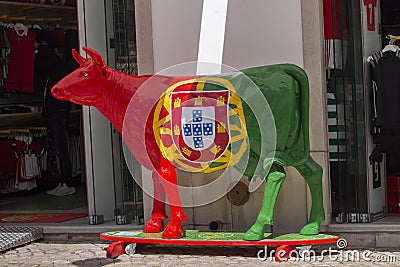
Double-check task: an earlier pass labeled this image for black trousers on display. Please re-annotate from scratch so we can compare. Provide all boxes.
[45,111,74,187]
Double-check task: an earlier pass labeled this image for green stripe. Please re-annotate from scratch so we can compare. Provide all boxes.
[328,125,345,132]
[328,111,337,118]
[329,139,346,145]
[329,152,347,159]
[327,99,336,105]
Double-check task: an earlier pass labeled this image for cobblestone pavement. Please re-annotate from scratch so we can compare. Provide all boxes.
[0,242,399,266]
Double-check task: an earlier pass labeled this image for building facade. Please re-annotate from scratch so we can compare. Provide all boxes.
[75,0,396,233]
[76,0,329,233]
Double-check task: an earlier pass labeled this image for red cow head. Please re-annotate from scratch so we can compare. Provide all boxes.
[51,46,109,106]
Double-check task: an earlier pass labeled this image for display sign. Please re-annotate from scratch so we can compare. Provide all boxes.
[363,0,377,31]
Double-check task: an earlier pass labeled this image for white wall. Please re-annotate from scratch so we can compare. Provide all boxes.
[151,0,203,72]
[223,0,304,69]
[151,0,304,71]
[144,0,309,233]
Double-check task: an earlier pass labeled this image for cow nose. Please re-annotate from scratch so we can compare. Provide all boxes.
[52,88,58,94]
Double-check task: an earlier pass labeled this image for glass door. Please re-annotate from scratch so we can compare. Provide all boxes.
[324,0,368,222]
[110,0,143,224]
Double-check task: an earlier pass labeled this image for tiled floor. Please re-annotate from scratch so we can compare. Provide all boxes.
[0,182,88,213]
[372,214,400,223]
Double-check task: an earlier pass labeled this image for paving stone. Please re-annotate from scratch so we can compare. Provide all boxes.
[1,242,400,266]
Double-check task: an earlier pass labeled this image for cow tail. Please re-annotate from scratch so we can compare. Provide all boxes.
[283,64,310,161]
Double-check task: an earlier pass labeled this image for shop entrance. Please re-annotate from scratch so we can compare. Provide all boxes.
[0,1,87,222]
[0,0,144,225]
[325,0,400,224]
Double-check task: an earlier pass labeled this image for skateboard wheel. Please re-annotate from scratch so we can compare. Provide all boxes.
[275,245,294,262]
[125,243,137,256]
[297,245,312,258]
[106,241,126,259]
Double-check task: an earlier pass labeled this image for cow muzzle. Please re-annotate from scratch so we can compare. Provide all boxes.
[51,87,68,100]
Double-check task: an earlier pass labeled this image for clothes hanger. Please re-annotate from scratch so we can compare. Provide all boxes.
[382,34,400,53]
[382,44,399,53]
[14,23,28,37]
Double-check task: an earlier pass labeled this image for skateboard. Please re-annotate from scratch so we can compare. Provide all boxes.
[100,230,339,262]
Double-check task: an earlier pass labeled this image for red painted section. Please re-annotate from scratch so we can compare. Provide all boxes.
[100,233,339,247]
[51,47,192,238]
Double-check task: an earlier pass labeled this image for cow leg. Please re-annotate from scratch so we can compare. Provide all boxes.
[294,155,325,235]
[157,156,187,239]
[143,171,167,233]
[243,164,286,241]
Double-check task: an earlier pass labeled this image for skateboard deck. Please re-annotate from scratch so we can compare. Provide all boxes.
[101,230,339,261]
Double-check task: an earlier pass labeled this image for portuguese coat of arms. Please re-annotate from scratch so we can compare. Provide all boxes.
[170,90,230,162]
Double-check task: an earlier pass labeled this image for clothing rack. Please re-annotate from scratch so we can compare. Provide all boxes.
[0,19,77,30]
[0,0,77,24]
[0,127,46,146]
[0,125,48,193]
[0,127,47,137]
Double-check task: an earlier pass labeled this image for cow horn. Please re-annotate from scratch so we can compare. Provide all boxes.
[83,46,104,66]
[72,49,85,65]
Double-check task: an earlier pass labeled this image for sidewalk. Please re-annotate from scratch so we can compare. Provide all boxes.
[1,241,399,266]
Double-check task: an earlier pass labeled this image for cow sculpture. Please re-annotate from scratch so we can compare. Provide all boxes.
[52,47,325,240]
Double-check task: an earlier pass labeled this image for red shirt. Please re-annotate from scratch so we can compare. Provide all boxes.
[5,28,36,93]
[323,0,344,40]
[54,27,65,46]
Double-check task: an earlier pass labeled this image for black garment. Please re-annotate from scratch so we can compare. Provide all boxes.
[42,52,75,186]
[369,50,400,131]
[64,30,79,70]
[369,49,400,151]
[42,53,73,116]
[34,43,53,96]
[46,112,74,187]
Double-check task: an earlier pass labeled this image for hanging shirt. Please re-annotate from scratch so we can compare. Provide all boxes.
[369,49,400,150]
[0,140,17,181]
[323,0,349,69]
[369,50,400,130]
[53,27,65,46]
[5,27,36,93]
[0,26,10,80]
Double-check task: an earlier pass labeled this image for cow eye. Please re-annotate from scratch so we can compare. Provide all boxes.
[83,72,88,77]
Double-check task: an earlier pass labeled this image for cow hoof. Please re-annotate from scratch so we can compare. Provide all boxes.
[243,225,265,241]
[161,221,183,239]
[300,221,320,235]
[143,218,163,233]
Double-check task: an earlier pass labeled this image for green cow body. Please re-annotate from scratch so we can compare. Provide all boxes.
[243,64,324,240]
[197,64,325,240]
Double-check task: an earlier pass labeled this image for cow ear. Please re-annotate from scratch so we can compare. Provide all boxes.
[83,46,104,66]
[72,49,85,65]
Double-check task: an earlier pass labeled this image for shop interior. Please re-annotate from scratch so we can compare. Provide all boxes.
[0,1,88,222]
[326,0,400,224]
[0,0,144,225]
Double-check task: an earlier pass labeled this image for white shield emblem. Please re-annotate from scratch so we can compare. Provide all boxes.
[181,106,215,150]
[170,90,230,162]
